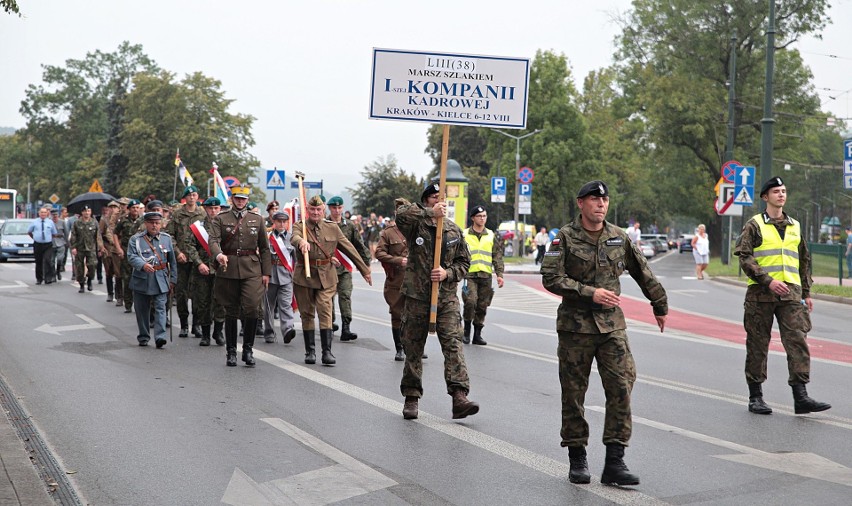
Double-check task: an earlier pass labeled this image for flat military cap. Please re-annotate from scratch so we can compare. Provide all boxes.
[127,199,141,208]
[181,185,199,198]
[421,182,440,202]
[146,200,164,211]
[759,176,785,197]
[231,184,251,198]
[272,211,290,221]
[143,211,163,221]
[469,205,486,218]
[327,196,344,206]
[201,197,221,206]
[118,197,131,205]
[576,180,609,199]
[307,194,325,207]
[107,200,120,208]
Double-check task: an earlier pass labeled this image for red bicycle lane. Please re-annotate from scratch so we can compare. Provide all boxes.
[512,276,852,364]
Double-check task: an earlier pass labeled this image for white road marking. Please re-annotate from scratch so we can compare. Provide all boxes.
[0,280,28,289]
[34,313,104,335]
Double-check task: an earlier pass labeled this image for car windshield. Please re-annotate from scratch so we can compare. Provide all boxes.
[2,221,30,235]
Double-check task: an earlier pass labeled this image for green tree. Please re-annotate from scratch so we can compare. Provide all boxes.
[348,155,423,216]
[2,0,20,15]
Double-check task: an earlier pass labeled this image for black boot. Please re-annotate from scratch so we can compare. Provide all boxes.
[340,319,358,341]
[472,324,487,345]
[87,278,93,291]
[601,443,639,486]
[78,282,85,293]
[212,321,225,346]
[748,382,772,414]
[792,383,831,414]
[199,325,211,346]
[303,330,316,364]
[568,446,591,484]
[192,323,202,338]
[463,320,471,344]
[256,319,265,336]
[106,277,113,301]
[225,319,238,367]
[242,318,257,366]
[332,322,339,332]
[320,329,336,365]
[179,316,189,338]
[392,328,405,362]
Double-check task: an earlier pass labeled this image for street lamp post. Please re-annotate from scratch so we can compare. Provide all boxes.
[494,128,542,257]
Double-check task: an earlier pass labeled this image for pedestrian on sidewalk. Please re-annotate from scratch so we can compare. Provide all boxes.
[534,227,549,265]
[691,224,710,279]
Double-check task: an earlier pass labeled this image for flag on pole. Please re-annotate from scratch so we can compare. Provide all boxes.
[89,179,103,192]
[210,162,231,203]
[176,150,194,186]
[282,198,299,233]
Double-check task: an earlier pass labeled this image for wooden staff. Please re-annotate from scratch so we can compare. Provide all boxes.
[429,124,450,334]
[295,171,311,278]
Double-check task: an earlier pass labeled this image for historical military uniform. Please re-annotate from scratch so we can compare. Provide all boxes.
[209,185,272,367]
[185,197,226,346]
[462,205,504,345]
[114,200,143,312]
[127,212,178,348]
[99,201,121,302]
[291,195,371,366]
[166,186,206,338]
[541,180,667,486]
[327,196,371,341]
[734,176,830,415]
[263,211,296,345]
[395,182,479,421]
[70,207,103,292]
[375,218,408,361]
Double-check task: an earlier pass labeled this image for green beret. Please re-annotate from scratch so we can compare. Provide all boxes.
[247,202,257,210]
[327,196,344,206]
[182,185,199,198]
[201,197,222,206]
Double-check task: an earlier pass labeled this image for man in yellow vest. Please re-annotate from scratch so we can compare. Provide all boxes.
[734,177,830,415]
[462,205,504,345]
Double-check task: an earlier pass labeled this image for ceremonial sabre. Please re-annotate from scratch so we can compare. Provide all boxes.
[294,171,311,278]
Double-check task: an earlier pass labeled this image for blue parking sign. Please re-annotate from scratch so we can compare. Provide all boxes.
[519,183,532,196]
[491,177,507,203]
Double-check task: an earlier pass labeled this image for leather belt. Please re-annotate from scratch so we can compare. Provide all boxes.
[152,264,168,271]
[223,249,255,257]
[309,258,331,266]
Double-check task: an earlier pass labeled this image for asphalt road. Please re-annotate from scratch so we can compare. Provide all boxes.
[0,252,850,505]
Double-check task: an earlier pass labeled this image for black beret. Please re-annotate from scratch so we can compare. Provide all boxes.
[421,182,440,202]
[469,205,486,218]
[759,176,784,197]
[127,199,141,208]
[576,180,609,199]
[81,205,91,211]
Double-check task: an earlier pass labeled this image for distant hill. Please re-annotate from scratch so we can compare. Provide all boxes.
[0,127,16,136]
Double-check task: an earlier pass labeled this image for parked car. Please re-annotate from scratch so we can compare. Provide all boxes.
[640,233,671,250]
[648,238,669,255]
[639,241,656,258]
[678,234,694,253]
[0,219,35,262]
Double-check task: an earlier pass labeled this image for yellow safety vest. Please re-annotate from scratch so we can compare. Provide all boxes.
[748,214,802,286]
[464,228,494,274]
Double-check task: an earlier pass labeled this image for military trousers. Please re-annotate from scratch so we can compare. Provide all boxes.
[175,262,193,320]
[120,258,134,310]
[111,253,123,298]
[74,251,97,284]
[190,270,216,326]
[383,281,404,329]
[264,281,294,339]
[462,277,494,325]
[133,291,168,344]
[332,270,354,323]
[400,297,470,398]
[557,329,635,447]
[293,283,335,331]
[214,276,264,320]
[743,299,811,385]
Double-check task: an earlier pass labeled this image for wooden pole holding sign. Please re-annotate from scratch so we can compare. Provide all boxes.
[429,124,450,334]
[294,171,311,278]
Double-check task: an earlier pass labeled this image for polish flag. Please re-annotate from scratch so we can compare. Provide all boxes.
[190,220,209,255]
[268,233,293,273]
[334,249,354,272]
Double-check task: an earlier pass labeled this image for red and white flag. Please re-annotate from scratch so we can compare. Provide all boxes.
[268,233,294,273]
[190,220,209,255]
[334,249,354,272]
[282,198,299,233]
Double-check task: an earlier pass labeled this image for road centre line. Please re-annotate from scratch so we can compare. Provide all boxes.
[253,350,667,506]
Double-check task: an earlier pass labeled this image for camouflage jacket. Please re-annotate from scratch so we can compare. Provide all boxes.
[734,211,811,301]
[114,215,143,251]
[167,204,206,257]
[334,218,371,275]
[395,199,470,302]
[70,218,103,252]
[463,227,504,279]
[184,216,217,271]
[541,217,667,334]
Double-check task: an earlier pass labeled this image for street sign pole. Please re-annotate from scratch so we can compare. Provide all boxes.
[495,129,541,256]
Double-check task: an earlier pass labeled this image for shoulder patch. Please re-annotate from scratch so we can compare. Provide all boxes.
[605,237,624,246]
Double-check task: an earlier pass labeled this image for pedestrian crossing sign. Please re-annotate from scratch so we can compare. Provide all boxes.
[734,186,753,205]
[266,168,286,190]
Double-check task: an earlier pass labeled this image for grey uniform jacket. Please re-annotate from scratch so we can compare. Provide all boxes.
[127,231,178,295]
[269,229,295,285]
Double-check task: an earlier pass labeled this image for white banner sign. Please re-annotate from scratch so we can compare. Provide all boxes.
[370,48,530,129]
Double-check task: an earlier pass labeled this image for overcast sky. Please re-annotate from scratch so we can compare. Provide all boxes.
[1,0,850,196]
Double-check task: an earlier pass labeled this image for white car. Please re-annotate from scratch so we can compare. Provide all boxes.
[639,241,656,259]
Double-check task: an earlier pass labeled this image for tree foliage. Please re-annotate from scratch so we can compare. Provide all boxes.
[348,155,423,216]
[2,0,19,15]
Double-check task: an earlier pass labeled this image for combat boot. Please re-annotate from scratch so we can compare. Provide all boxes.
[463,320,471,344]
[451,390,480,419]
[192,322,202,339]
[212,321,225,346]
[320,329,336,365]
[87,278,93,291]
[282,327,296,344]
[242,318,257,367]
[78,282,85,293]
[748,382,772,414]
[340,319,358,341]
[567,446,591,484]
[392,328,405,362]
[601,443,640,486]
[402,396,419,419]
[792,383,831,414]
[179,317,189,338]
[106,277,113,302]
[225,319,238,367]
[332,322,339,332]
[303,330,316,364]
[199,325,211,346]
[256,319,265,336]
[472,324,487,345]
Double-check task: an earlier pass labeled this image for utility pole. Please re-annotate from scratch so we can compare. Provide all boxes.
[722,29,738,265]
[494,129,541,257]
[759,0,777,213]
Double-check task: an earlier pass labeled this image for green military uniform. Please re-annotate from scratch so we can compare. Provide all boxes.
[185,197,226,346]
[327,196,371,341]
[99,205,120,301]
[461,207,504,345]
[375,220,408,360]
[114,208,143,311]
[167,191,206,336]
[70,213,103,291]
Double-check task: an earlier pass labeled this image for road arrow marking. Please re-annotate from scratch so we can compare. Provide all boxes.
[493,323,553,336]
[34,314,104,335]
[588,406,852,487]
[0,280,28,289]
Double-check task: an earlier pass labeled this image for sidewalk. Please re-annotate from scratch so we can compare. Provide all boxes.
[0,398,54,506]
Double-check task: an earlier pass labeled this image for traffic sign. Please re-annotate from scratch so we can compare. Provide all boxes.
[715,183,744,216]
[846,175,852,190]
[844,139,852,160]
[519,202,531,215]
[733,165,755,206]
[266,168,286,190]
[518,166,534,184]
[518,183,532,197]
[49,194,60,204]
[223,176,240,188]
[491,177,507,203]
[290,181,323,189]
[721,160,743,183]
[845,160,852,175]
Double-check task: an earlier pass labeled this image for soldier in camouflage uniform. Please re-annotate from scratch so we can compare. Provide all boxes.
[461,205,504,345]
[734,176,830,416]
[70,206,103,293]
[166,185,206,338]
[326,196,371,341]
[185,197,226,346]
[541,180,667,486]
[114,200,143,312]
[395,182,479,421]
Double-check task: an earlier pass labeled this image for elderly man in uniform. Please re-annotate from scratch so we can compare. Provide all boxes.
[114,199,143,312]
[209,185,272,367]
[127,211,177,348]
[735,177,830,415]
[395,183,479,421]
[541,180,667,486]
[326,195,371,341]
[462,205,504,346]
[70,205,103,293]
[263,211,297,344]
[167,185,206,338]
[51,208,69,280]
[291,195,372,365]
[375,213,408,361]
[186,197,226,346]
